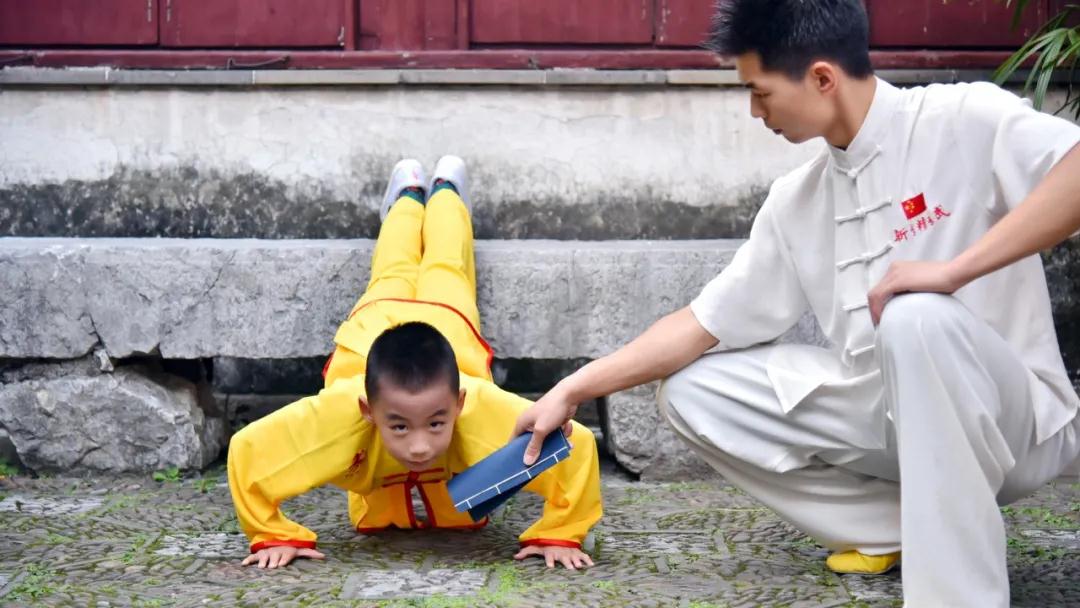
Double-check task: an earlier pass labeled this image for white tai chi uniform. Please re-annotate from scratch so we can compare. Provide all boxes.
[658,78,1080,607]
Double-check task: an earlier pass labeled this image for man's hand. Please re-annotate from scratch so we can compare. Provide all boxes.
[241,546,326,569]
[513,544,594,570]
[513,389,576,466]
[867,260,962,326]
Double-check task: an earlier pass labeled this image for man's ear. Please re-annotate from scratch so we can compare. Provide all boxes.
[809,60,839,95]
[359,397,374,423]
[455,388,467,413]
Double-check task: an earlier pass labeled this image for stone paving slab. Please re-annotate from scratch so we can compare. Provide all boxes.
[342,569,490,600]
[0,468,1077,607]
[0,494,104,515]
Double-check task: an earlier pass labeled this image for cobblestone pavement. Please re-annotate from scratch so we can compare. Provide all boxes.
[1,464,1077,607]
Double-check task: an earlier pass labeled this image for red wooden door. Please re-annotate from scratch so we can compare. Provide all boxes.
[160,0,349,48]
[470,0,654,44]
[867,0,1049,48]
[1049,0,1079,25]
[358,0,459,50]
[655,0,713,48]
[0,0,158,46]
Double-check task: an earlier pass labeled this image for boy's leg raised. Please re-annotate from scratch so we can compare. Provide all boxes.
[358,199,424,308]
[325,160,426,387]
[416,157,480,331]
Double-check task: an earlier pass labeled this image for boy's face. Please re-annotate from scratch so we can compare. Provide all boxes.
[735,51,836,145]
[361,381,466,472]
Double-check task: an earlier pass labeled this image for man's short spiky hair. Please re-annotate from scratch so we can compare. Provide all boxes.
[365,322,459,404]
[707,0,873,80]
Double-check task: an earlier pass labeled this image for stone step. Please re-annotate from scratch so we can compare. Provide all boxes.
[0,237,747,361]
[0,236,750,474]
[1,236,1077,477]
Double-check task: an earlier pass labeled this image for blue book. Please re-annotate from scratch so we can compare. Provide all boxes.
[448,430,572,521]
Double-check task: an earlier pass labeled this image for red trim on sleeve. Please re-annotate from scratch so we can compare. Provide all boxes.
[250,539,317,553]
[321,352,334,379]
[519,538,582,550]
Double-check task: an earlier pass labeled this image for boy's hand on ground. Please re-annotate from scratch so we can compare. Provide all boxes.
[241,546,326,569]
[513,545,594,570]
[514,390,575,465]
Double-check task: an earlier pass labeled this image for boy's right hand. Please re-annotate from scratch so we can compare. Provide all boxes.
[241,546,326,569]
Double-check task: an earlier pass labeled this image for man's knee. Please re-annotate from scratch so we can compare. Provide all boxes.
[656,373,682,427]
[656,360,703,429]
[876,293,968,352]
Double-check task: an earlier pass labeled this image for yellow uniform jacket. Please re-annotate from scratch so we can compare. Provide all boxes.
[227,372,603,553]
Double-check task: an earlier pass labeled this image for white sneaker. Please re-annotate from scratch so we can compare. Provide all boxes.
[380,159,426,222]
[429,155,470,213]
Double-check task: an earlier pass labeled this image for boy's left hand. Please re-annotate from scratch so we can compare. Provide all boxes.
[514,545,594,570]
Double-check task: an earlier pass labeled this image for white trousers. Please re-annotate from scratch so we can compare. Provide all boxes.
[657,293,1080,608]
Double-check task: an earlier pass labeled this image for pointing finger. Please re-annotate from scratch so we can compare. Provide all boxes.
[523,432,545,466]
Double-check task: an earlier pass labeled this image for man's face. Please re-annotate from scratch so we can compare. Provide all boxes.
[363,381,466,472]
[735,52,833,144]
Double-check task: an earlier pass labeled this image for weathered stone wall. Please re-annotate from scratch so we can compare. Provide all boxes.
[1,76,1071,242]
[0,82,813,241]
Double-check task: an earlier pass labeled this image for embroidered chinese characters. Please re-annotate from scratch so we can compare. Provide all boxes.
[894,193,951,243]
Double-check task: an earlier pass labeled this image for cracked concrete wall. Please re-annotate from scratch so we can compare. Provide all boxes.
[0,86,818,239]
[1,85,1073,241]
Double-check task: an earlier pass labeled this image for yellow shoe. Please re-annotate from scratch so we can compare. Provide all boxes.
[825,550,901,575]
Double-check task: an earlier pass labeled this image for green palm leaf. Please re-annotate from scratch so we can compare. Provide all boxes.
[997,2,1080,118]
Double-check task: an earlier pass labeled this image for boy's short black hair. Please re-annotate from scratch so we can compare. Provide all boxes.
[707,0,873,80]
[365,322,460,404]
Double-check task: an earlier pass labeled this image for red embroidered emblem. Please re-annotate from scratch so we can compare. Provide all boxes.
[347,450,367,475]
[901,193,927,219]
[894,203,952,242]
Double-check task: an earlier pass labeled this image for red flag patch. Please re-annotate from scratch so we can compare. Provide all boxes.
[901,193,927,219]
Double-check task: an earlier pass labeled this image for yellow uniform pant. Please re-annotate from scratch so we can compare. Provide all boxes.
[325,189,491,532]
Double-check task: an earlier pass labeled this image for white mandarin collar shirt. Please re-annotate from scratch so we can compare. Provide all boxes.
[692,78,1080,443]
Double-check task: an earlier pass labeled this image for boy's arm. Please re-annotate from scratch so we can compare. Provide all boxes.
[516,418,603,549]
[463,382,603,550]
[228,378,372,553]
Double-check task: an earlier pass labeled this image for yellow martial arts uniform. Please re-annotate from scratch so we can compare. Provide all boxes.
[228,189,603,554]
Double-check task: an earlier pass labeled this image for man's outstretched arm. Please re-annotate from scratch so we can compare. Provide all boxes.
[868,142,1080,324]
[513,305,718,464]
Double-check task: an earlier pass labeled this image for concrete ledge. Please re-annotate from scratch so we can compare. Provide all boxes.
[0,237,742,361]
[0,67,1039,88]
[4,236,1075,477]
